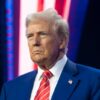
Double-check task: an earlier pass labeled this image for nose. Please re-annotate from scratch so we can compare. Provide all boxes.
[32,35,40,46]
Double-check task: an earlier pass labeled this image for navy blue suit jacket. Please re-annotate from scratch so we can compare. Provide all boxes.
[0,60,100,100]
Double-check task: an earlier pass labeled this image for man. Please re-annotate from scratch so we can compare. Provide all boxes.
[0,8,100,100]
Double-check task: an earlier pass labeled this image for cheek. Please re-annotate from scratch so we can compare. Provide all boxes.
[28,43,33,53]
[43,41,59,56]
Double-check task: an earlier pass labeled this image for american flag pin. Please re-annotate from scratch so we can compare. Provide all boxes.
[68,79,73,84]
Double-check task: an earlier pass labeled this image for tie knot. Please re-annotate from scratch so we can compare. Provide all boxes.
[42,70,53,79]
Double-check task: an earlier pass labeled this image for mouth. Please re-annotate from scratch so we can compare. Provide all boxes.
[32,50,42,54]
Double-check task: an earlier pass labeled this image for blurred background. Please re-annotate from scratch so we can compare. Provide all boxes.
[0,0,100,92]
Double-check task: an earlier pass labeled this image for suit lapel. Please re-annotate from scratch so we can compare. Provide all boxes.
[52,60,80,100]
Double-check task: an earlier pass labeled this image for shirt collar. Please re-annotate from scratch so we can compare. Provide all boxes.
[50,55,67,79]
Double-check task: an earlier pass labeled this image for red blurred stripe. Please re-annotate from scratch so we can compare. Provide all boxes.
[63,0,67,17]
[63,0,71,20]
[33,63,38,70]
[37,0,44,12]
[55,0,66,17]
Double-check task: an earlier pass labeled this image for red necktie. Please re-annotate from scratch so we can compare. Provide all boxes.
[34,70,53,100]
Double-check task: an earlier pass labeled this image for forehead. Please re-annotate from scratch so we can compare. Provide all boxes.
[27,20,52,33]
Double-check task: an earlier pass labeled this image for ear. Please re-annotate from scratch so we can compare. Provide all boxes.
[59,37,68,50]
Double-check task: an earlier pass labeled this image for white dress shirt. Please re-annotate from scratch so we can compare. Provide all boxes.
[30,55,67,100]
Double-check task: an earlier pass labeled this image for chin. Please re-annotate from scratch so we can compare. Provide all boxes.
[31,56,45,64]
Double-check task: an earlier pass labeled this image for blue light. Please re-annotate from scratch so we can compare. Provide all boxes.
[6,0,14,80]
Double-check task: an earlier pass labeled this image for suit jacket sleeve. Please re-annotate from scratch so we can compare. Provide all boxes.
[0,84,6,100]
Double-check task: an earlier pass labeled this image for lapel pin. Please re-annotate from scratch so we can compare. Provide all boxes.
[68,79,73,85]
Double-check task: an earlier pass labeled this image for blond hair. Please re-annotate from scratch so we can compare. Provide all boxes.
[26,8,69,37]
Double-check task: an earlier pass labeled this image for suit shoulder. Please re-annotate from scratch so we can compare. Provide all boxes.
[5,70,37,86]
[77,64,100,78]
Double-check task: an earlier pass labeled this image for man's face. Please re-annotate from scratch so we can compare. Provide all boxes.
[26,21,65,68]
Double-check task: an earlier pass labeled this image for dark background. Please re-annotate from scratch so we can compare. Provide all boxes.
[0,0,100,92]
[77,0,100,69]
[0,0,7,92]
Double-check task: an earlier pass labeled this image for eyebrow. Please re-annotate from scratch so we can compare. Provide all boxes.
[26,31,48,34]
